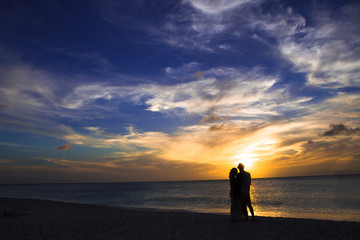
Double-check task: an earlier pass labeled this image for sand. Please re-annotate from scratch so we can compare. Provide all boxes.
[1,197,359,240]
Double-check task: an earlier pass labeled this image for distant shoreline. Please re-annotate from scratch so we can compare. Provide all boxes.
[1,197,359,240]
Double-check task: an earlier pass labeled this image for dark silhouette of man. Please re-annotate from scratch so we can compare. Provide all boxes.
[237,163,255,221]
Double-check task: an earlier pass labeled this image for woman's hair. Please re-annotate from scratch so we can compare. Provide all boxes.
[229,168,238,179]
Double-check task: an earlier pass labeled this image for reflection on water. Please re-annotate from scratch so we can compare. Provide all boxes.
[250,175,360,222]
[1,175,359,222]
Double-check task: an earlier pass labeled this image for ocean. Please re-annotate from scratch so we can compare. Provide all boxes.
[1,175,359,222]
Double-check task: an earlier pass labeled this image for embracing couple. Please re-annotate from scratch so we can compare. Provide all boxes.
[229,163,255,222]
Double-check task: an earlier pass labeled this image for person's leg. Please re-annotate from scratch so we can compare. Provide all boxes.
[230,193,237,221]
[245,193,255,220]
[230,192,241,221]
[231,203,236,221]
[240,194,248,220]
[237,197,243,219]
[248,204,255,220]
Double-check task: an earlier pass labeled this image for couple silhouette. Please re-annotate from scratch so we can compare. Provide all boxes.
[229,163,255,221]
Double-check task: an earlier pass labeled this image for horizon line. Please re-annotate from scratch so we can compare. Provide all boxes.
[1,173,359,186]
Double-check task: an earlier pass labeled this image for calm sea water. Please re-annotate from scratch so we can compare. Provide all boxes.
[1,175,359,222]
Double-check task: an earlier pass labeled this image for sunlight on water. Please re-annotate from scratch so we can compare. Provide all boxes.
[250,175,360,222]
[1,175,359,222]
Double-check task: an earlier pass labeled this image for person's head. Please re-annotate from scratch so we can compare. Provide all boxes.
[229,168,238,179]
[237,163,245,171]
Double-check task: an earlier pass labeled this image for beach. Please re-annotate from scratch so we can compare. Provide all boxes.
[1,197,359,240]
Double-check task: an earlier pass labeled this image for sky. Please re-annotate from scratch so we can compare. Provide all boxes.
[0,0,359,184]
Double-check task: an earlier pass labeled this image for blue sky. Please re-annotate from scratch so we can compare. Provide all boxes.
[0,0,359,183]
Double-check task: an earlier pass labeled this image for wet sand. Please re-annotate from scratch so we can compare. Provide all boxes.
[1,197,359,240]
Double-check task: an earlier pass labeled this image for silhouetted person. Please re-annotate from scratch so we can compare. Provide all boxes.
[237,163,255,221]
[229,168,241,221]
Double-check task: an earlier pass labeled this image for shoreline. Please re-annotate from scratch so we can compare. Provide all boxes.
[2,196,359,223]
[1,197,360,240]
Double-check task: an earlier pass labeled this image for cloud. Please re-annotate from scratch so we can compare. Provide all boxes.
[0,141,50,150]
[62,126,171,152]
[0,153,220,184]
[250,3,360,88]
[0,159,15,165]
[306,140,314,144]
[322,124,360,136]
[100,0,360,81]
[0,61,323,158]
[1,67,359,179]
[0,65,78,137]
[57,144,72,151]
[0,66,56,115]
[192,71,204,79]
[1,1,360,182]
[59,67,280,119]
[165,62,201,79]
[200,114,225,124]
[85,127,105,135]
[247,119,360,177]
[0,141,23,147]
[185,0,253,14]
[258,93,360,162]
[98,0,258,52]
[142,0,260,52]
[99,1,220,52]
[147,14,225,51]
[208,123,237,131]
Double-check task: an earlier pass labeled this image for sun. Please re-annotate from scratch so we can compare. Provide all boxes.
[232,153,259,170]
[230,136,278,171]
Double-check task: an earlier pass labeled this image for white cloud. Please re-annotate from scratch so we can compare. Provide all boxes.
[85,127,105,135]
[0,65,56,111]
[185,0,253,14]
[57,66,282,119]
[144,0,258,52]
[98,0,255,52]
[251,3,360,88]
[0,66,76,137]
[0,141,50,151]
[165,62,201,78]
[0,62,311,138]
[248,6,306,37]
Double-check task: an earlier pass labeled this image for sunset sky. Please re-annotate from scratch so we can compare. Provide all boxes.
[0,0,359,184]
